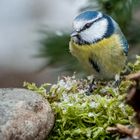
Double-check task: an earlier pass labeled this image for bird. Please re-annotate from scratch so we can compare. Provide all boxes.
[69,11,128,80]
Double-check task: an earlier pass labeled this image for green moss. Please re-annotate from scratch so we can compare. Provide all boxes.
[24,56,140,140]
[128,55,140,72]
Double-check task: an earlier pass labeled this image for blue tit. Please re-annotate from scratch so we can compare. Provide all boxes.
[69,11,129,80]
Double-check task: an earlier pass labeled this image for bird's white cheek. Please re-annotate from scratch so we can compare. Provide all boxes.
[80,19,108,43]
[80,31,94,43]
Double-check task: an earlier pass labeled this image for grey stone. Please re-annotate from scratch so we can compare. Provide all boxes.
[0,88,54,140]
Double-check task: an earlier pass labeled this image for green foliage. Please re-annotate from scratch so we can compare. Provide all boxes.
[89,0,139,32]
[39,33,82,72]
[39,33,70,66]
[128,55,140,72]
[24,56,140,139]
[24,76,133,140]
[23,82,51,98]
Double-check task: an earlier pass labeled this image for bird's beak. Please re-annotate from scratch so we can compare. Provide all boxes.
[70,31,78,37]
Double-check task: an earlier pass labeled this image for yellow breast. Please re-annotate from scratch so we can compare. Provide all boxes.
[69,34,127,79]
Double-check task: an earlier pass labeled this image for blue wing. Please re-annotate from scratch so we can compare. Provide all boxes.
[121,36,129,55]
[113,22,129,55]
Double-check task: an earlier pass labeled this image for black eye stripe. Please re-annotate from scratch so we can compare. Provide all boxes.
[80,17,103,32]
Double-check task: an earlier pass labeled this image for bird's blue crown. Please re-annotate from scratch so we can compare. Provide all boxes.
[75,11,100,21]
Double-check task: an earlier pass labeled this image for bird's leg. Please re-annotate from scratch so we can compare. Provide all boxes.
[113,74,121,87]
[89,78,95,92]
[113,66,131,87]
[86,78,96,95]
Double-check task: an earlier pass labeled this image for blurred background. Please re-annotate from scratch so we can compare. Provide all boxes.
[0,0,140,87]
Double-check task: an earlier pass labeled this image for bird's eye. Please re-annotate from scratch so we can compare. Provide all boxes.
[81,22,93,31]
[85,23,91,28]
